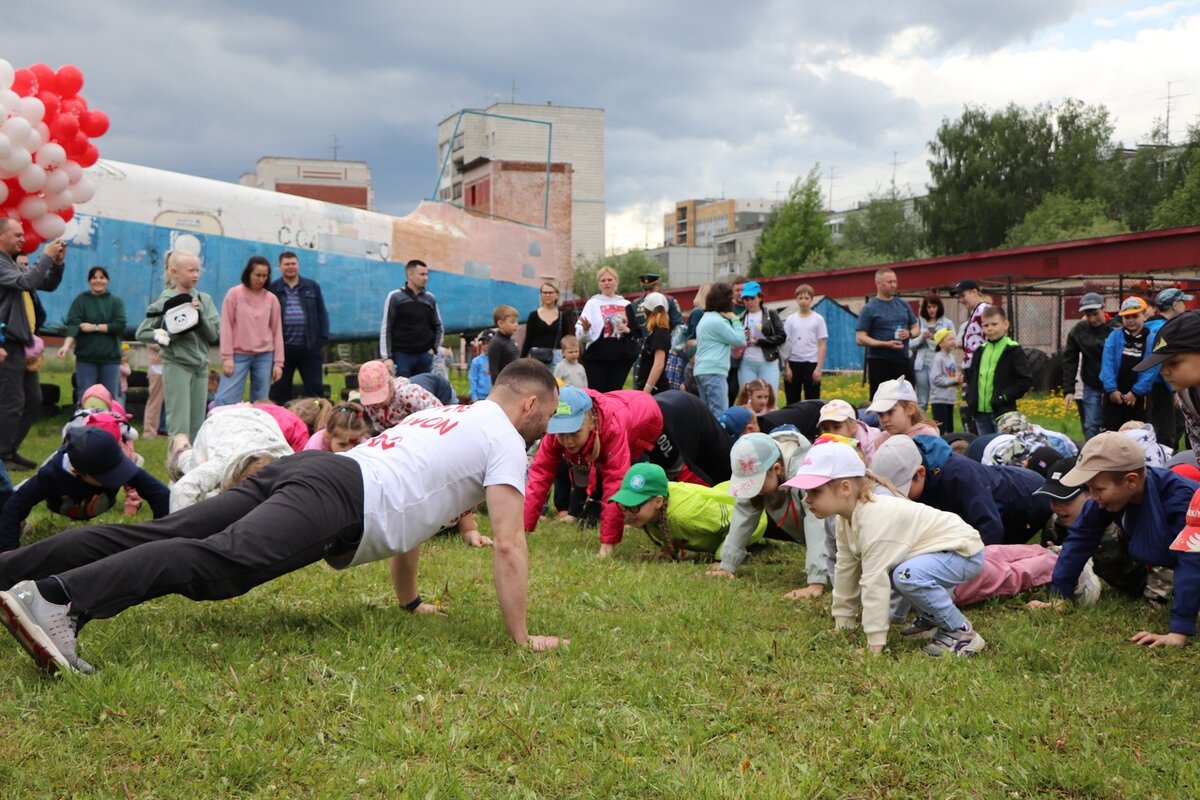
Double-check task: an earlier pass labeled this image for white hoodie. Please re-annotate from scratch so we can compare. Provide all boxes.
[169,407,294,512]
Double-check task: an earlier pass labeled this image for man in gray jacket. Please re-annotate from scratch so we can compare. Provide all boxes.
[0,220,68,471]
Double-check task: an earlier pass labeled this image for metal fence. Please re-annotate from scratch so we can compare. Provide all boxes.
[895,273,1200,390]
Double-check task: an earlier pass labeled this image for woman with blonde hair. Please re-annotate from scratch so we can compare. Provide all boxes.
[521,281,575,367]
[575,266,642,392]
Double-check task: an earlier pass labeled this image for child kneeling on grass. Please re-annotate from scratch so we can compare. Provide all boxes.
[785,440,987,657]
[608,463,765,559]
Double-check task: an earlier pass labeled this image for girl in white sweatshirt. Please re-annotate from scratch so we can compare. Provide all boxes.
[784,440,987,657]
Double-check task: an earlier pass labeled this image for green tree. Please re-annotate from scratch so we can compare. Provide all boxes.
[1150,147,1200,229]
[1004,193,1127,247]
[750,166,832,277]
[919,100,1115,255]
[1096,119,1194,231]
[840,185,925,262]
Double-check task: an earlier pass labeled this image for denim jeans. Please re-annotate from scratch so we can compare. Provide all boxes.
[974,412,997,435]
[1081,385,1103,439]
[695,373,730,418]
[913,364,931,410]
[737,358,780,394]
[214,352,274,406]
[392,351,433,378]
[891,549,986,632]
[75,361,122,405]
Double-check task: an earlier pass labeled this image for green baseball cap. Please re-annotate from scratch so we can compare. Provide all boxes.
[608,463,669,506]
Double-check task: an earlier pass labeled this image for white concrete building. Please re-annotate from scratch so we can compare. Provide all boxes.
[239,157,373,210]
[435,102,605,268]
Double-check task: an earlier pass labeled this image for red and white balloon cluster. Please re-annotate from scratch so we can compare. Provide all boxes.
[0,60,108,253]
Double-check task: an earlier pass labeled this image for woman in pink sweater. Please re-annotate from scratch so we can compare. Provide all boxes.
[213,256,284,406]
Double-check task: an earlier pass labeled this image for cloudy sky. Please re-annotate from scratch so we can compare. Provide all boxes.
[6,1,1198,253]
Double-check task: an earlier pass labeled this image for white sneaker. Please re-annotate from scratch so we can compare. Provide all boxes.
[0,580,88,674]
[1074,558,1101,606]
[923,622,986,657]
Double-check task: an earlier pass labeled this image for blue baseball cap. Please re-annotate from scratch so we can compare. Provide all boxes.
[547,385,593,434]
[740,281,762,298]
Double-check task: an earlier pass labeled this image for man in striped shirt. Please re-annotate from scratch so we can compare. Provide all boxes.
[268,251,330,401]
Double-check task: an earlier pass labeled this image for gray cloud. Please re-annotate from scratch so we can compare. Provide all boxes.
[1,0,1117,232]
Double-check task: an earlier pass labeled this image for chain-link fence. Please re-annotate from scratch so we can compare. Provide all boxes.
[896,274,1200,390]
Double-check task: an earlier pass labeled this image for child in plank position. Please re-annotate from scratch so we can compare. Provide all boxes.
[1030,432,1200,647]
[608,463,766,560]
[785,440,987,657]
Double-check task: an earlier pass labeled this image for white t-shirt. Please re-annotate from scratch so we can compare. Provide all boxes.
[783,312,828,363]
[742,311,765,362]
[337,400,527,568]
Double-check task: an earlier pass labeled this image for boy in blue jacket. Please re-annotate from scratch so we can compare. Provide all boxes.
[1099,296,1159,431]
[468,330,494,402]
[1031,432,1200,647]
[872,434,1052,546]
[0,427,170,551]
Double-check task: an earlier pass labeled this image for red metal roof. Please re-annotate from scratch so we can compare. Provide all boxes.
[660,225,1200,307]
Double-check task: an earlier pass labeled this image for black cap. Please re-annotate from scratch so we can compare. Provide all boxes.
[1134,310,1200,372]
[1025,445,1065,478]
[638,273,660,284]
[951,279,981,296]
[65,427,138,489]
[1032,457,1083,501]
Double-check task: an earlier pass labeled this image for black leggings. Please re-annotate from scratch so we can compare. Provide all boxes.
[783,361,821,405]
[0,452,364,621]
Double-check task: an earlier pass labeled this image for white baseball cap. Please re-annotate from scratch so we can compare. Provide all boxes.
[870,435,923,496]
[641,292,669,312]
[728,433,783,498]
[818,399,857,425]
[782,441,865,490]
[867,378,918,413]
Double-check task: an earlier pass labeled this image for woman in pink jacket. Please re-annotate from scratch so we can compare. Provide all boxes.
[214,256,284,406]
[524,387,663,557]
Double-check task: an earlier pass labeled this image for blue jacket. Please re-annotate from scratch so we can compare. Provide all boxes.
[912,435,1051,546]
[469,353,492,401]
[0,449,171,550]
[1051,467,1200,636]
[1099,324,1159,396]
[268,276,330,351]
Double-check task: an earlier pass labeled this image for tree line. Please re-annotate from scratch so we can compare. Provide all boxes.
[748,99,1200,277]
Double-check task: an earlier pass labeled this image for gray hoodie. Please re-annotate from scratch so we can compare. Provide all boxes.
[718,429,829,586]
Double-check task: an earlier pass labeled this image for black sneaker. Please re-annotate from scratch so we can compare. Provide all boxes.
[2,458,31,473]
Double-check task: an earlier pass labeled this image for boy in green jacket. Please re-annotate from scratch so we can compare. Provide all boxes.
[964,305,1032,436]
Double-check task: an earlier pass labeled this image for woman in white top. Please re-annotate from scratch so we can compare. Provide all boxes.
[575,266,641,392]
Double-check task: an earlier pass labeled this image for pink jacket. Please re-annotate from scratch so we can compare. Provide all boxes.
[872,421,941,453]
[219,284,284,365]
[524,390,663,544]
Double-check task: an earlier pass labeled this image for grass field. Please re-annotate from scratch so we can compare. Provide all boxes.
[1,367,1195,798]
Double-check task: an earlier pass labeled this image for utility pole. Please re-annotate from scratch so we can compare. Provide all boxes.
[511,79,518,104]
[827,166,837,211]
[891,151,902,189]
[332,134,339,161]
[1161,81,1190,144]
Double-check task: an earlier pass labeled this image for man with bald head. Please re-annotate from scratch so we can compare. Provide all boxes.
[0,220,68,472]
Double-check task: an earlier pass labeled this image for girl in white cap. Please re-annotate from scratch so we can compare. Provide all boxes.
[786,441,987,657]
